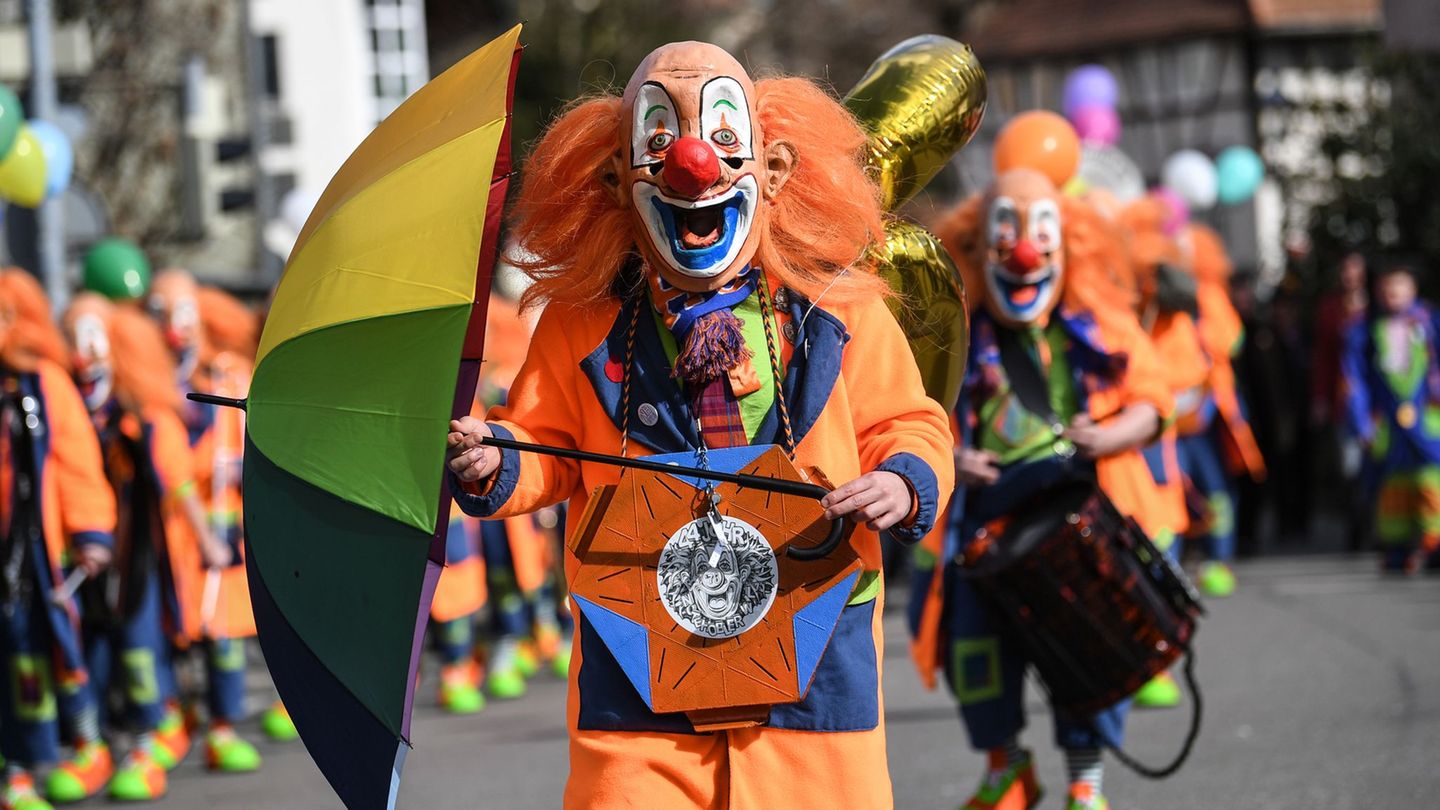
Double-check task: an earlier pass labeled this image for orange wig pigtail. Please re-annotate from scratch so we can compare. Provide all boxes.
[510,96,632,311]
[108,306,183,414]
[928,194,986,314]
[1186,223,1232,284]
[197,286,259,362]
[0,268,70,371]
[750,77,888,303]
[1061,198,1140,319]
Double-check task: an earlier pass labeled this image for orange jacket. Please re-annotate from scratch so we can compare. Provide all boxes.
[458,285,955,582]
[189,351,256,640]
[34,360,118,566]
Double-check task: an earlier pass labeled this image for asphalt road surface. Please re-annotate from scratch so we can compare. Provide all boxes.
[67,555,1440,809]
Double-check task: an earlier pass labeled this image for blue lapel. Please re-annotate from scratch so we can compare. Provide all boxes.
[578,292,849,454]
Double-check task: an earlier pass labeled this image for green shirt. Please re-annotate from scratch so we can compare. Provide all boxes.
[975,321,1078,466]
[650,292,778,442]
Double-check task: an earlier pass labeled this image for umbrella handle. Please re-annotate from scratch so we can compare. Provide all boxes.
[477,436,848,560]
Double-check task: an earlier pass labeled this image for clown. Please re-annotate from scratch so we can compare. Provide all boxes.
[1174,223,1265,596]
[0,271,117,810]
[915,163,1174,810]
[446,42,952,808]
[146,271,280,765]
[61,295,231,802]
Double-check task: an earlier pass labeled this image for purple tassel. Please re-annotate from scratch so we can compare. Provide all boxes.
[674,310,752,386]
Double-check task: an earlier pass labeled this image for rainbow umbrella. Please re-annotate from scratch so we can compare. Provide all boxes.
[224,26,520,810]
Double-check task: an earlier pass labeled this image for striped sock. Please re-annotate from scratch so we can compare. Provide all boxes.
[986,737,1030,772]
[1065,747,1104,797]
[73,706,102,744]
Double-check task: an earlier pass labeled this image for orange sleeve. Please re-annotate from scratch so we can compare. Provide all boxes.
[146,408,197,498]
[1095,306,1175,425]
[841,296,956,541]
[468,304,595,519]
[38,361,117,544]
[1197,280,1243,361]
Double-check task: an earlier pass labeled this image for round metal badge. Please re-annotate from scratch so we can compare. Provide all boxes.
[657,515,779,639]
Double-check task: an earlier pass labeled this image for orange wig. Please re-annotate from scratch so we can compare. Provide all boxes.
[0,268,69,371]
[510,77,887,310]
[108,305,183,414]
[197,286,259,361]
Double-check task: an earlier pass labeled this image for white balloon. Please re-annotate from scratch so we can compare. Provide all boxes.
[1162,149,1218,211]
[1077,145,1146,203]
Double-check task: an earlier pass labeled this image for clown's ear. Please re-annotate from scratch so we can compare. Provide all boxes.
[601,149,624,204]
[763,140,797,200]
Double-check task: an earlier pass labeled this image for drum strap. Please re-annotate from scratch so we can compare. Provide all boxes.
[996,327,1057,424]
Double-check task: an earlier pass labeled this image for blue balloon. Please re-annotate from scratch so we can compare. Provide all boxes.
[27,118,72,198]
[1062,65,1119,117]
[1216,145,1264,205]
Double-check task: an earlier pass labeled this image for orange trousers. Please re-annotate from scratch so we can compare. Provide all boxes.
[564,723,892,809]
[562,591,893,809]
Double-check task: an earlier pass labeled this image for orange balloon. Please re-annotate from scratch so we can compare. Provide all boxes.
[993,111,1081,187]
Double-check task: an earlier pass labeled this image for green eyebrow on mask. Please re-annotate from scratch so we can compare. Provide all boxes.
[645,104,668,120]
[712,99,738,111]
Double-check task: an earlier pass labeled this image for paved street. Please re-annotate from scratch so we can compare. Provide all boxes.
[70,555,1440,809]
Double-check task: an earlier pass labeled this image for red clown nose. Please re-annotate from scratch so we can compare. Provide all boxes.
[1005,239,1043,275]
[664,137,721,199]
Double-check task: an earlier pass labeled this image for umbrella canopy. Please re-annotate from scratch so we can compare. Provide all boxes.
[241,25,521,810]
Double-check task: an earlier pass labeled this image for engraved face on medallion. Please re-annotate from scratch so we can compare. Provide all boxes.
[657,515,778,639]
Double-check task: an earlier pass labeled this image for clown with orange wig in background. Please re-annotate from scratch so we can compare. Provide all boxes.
[145,269,295,771]
[444,42,952,807]
[1174,222,1266,596]
[59,294,231,802]
[911,114,1175,810]
[0,270,118,810]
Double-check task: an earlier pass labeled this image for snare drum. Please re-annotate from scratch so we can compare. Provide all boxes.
[963,479,1203,716]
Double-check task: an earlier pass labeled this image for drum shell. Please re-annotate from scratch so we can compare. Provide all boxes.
[965,482,1198,716]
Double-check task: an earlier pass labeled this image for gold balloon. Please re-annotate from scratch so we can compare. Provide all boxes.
[876,220,969,412]
[844,35,987,213]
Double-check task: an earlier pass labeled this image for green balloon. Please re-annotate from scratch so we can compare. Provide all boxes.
[0,84,21,160]
[83,238,152,300]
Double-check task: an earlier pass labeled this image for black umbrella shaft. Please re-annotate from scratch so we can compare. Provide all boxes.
[479,436,830,501]
[187,393,247,411]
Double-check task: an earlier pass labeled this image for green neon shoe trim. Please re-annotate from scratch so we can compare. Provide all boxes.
[1198,561,1237,597]
[487,668,527,700]
[1134,672,1182,709]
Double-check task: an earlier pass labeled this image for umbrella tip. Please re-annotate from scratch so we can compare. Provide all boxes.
[187,392,248,411]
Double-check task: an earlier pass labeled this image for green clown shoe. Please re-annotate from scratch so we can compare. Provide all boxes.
[551,645,572,678]
[486,668,527,700]
[3,772,55,810]
[107,750,167,802]
[204,727,261,773]
[1197,561,1237,598]
[1066,787,1109,810]
[260,702,299,742]
[438,663,486,715]
[1134,671,1182,709]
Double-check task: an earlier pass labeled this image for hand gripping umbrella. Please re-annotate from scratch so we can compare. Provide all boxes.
[190,26,522,810]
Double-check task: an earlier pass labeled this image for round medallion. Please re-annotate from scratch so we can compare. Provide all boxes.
[637,402,660,426]
[657,515,779,639]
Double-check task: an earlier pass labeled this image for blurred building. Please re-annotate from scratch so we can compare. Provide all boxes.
[961,0,1384,291]
[0,0,431,292]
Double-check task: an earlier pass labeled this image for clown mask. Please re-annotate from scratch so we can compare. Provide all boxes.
[147,270,200,384]
[612,42,794,293]
[981,168,1065,328]
[63,301,114,414]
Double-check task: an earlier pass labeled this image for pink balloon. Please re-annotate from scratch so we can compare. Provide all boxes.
[1069,104,1120,146]
[1152,187,1189,237]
